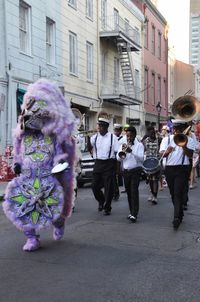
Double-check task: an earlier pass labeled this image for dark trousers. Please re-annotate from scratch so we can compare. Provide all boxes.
[124,168,141,217]
[92,159,115,212]
[165,165,190,220]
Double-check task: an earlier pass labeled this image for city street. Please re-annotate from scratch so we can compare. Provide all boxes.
[1,180,200,302]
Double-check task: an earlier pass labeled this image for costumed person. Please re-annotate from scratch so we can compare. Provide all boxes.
[159,119,195,229]
[3,79,76,251]
[88,112,118,215]
[117,127,144,223]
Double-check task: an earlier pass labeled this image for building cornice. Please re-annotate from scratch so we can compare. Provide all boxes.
[119,0,145,22]
[145,0,167,25]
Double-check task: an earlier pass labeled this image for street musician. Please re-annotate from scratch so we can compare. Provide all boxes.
[159,119,195,229]
[90,113,119,216]
[117,126,144,223]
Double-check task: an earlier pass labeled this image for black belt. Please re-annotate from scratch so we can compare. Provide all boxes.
[124,167,142,173]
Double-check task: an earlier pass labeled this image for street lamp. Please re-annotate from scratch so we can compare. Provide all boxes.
[156,101,162,132]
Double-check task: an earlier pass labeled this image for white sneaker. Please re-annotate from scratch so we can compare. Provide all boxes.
[148,195,153,202]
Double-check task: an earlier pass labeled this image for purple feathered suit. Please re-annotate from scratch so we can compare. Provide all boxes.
[3,79,75,251]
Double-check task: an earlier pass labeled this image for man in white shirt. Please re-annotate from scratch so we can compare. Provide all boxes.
[117,126,144,222]
[159,119,195,229]
[90,116,119,215]
[113,123,124,200]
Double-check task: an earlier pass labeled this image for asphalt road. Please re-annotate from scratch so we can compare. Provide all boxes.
[1,180,200,302]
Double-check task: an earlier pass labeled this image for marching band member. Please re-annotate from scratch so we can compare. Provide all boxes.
[159,119,195,229]
[113,124,124,200]
[89,113,119,215]
[143,126,161,204]
[117,126,144,223]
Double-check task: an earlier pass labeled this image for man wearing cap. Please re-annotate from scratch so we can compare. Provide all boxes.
[159,119,195,229]
[89,115,119,215]
[113,124,124,200]
[117,126,144,222]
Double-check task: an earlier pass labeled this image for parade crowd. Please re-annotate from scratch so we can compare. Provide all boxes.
[85,112,200,230]
[3,79,200,252]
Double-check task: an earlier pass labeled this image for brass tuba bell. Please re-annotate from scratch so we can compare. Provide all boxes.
[171,95,200,121]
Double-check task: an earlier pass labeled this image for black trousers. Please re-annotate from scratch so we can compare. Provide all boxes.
[165,165,190,220]
[124,168,142,217]
[92,159,116,212]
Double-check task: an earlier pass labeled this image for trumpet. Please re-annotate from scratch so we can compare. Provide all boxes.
[172,95,200,121]
[118,143,132,159]
[173,125,191,147]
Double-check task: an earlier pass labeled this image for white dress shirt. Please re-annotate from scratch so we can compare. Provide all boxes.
[117,138,144,170]
[159,135,195,165]
[90,132,119,160]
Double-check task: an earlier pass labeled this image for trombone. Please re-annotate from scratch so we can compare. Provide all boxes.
[78,129,98,136]
[173,125,191,147]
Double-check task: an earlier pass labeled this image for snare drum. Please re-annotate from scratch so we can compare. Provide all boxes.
[142,157,160,175]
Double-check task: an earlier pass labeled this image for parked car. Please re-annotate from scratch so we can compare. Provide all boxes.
[77,152,94,187]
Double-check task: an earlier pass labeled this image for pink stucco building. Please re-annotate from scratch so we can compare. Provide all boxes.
[133,0,168,130]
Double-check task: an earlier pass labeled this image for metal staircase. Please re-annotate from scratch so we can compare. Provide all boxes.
[117,38,135,97]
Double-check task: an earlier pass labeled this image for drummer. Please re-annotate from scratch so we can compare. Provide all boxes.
[143,126,162,204]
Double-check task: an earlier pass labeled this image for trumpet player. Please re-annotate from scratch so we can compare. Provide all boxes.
[159,119,195,229]
[117,127,144,223]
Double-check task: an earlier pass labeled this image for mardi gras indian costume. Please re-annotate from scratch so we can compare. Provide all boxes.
[3,79,75,251]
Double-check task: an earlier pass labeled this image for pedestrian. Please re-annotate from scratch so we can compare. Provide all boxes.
[3,79,76,251]
[143,126,161,204]
[89,112,119,215]
[159,119,195,229]
[117,126,144,222]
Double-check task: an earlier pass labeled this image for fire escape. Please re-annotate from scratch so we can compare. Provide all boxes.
[100,15,142,106]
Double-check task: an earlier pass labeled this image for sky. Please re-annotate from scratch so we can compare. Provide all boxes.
[156,0,190,64]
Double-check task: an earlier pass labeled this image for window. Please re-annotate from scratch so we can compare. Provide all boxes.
[151,72,155,104]
[144,68,149,103]
[46,17,55,65]
[135,69,140,99]
[158,31,161,59]
[163,79,167,108]
[101,51,107,83]
[151,24,155,55]
[125,18,130,35]
[68,0,77,9]
[86,0,93,20]
[144,21,148,49]
[101,0,107,29]
[69,31,78,75]
[163,37,167,63]
[113,8,119,29]
[158,76,161,102]
[86,42,93,81]
[114,57,119,93]
[19,0,31,54]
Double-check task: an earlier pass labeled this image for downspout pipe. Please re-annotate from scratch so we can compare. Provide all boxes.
[3,0,12,146]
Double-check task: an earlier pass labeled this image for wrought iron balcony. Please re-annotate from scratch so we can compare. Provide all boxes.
[100,15,141,51]
[100,79,141,106]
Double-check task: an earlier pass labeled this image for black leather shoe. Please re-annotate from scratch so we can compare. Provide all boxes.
[103,210,111,216]
[98,202,104,212]
[129,215,137,223]
[173,218,181,229]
